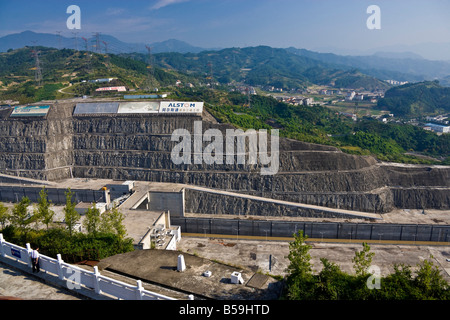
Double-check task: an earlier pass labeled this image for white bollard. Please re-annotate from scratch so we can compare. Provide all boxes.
[57,254,64,280]
[26,243,32,268]
[177,254,186,272]
[135,280,144,300]
[93,266,101,294]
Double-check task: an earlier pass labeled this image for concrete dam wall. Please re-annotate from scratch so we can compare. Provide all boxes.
[0,101,449,214]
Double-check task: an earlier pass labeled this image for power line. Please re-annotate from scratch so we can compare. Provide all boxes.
[81,37,91,73]
[30,47,42,86]
[93,32,101,53]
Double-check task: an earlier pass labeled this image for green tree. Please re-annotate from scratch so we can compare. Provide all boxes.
[63,189,80,236]
[11,197,31,232]
[35,187,55,230]
[285,231,316,299]
[378,264,416,300]
[83,203,101,236]
[315,258,344,300]
[100,206,127,239]
[352,242,375,277]
[414,257,450,299]
[0,202,10,230]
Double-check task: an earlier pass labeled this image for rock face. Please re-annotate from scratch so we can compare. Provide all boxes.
[0,101,449,213]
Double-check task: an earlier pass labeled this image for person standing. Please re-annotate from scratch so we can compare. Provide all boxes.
[30,248,40,273]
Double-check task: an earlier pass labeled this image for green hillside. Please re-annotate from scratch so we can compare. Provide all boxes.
[123,46,390,91]
[378,81,450,117]
[0,47,194,103]
[175,87,450,164]
[1,46,448,165]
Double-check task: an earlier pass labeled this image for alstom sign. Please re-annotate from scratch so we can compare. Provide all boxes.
[159,102,203,114]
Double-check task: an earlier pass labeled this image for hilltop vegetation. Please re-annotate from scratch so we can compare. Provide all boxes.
[0,47,196,103]
[378,81,450,117]
[284,231,450,300]
[1,46,449,165]
[175,87,450,164]
[123,46,390,91]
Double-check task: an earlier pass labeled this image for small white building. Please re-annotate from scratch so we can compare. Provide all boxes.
[137,211,181,251]
[75,202,107,215]
[425,123,450,133]
[302,98,314,106]
[345,91,356,101]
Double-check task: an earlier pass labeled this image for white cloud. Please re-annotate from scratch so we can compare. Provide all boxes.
[105,8,126,16]
[150,0,190,10]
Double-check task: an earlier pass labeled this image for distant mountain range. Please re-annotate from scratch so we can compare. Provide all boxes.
[0,31,213,54]
[1,31,450,86]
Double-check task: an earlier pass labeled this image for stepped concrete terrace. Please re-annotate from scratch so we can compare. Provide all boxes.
[0,98,449,216]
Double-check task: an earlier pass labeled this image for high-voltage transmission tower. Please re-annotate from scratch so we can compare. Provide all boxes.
[81,37,89,51]
[81,37,91,73]
[31,48,43,86]
[93,32,101,53]
[145,45,156,91]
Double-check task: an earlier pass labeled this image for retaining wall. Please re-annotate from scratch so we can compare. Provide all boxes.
[171,217,450,243]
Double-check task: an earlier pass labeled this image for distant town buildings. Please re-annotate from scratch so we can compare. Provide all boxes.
[426,115,449,125]
[345,91,356,101]
[274,95,315,106]
[88,78,116,84]
[424,123,450,134]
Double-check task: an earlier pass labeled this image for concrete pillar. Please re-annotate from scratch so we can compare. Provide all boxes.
[104,189,111,207]
[177,254,186,272]
[26,243,32,268]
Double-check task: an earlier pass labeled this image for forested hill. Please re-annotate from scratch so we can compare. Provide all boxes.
[378,81,450,117]
[0,47,196,103]
[123,46,391,91]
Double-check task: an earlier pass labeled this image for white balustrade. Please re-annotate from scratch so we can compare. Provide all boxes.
[0,233,177,300]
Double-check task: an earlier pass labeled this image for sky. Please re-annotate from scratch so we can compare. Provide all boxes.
[0,0,449,59]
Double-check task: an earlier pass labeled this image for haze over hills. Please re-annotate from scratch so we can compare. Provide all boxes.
[286,47,450,84]
[1,31,450,87]
[121,46,391,91]
[0,31,212,55]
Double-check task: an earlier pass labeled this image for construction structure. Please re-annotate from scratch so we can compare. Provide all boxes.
[0,97,449,243]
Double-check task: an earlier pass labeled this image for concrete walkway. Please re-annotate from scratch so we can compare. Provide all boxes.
[0,260,82,300]
[186,185,384,220]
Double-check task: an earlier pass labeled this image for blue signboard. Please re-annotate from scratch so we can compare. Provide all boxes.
[10,105,51,117]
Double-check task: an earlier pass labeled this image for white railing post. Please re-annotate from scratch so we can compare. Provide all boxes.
[26,243,32,268]
[93,266,101,295]
[135,280,143,300]
[0,234,4,257]
[57,254,64,280]
[0,237,177,300]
